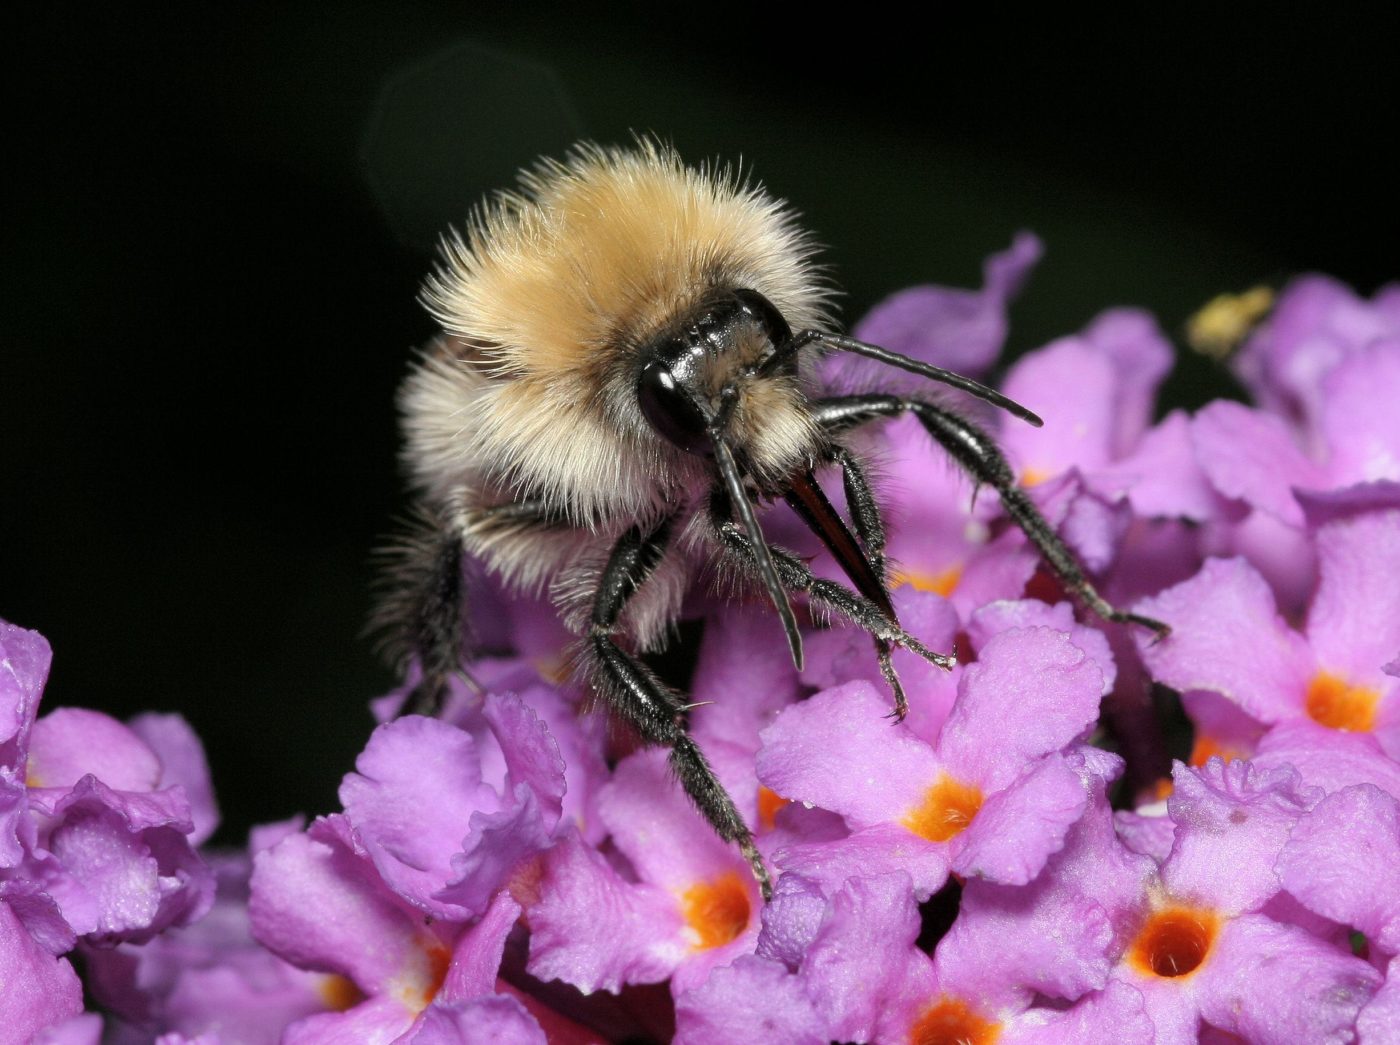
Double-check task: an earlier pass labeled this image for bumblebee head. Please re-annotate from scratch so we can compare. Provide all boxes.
[636,288,817,488]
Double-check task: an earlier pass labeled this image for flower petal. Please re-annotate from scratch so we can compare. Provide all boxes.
[1233,273,1398,432]
[597,749,751,891]
[1134,557,1313,724]
[440,890,522,1003]
[674,955,827,1045]
[937,628,1105,793]
[967,600,1116,696]
[339,716,492,920]
[1356,957,1400,1045]
[849,232,1041,378]
[1318,341,1400,485]
[0,900,83,1041]
[756,682,940,829]
[799,588,960,743]
[953,751,1091,886]
[1162,760,1312,916]
[525,832,685,994]
[1192,401,1324,526]
[800,873,922,1043]
[44,776,211,945]
[1195,914,1380,1044]
[128,713,220,847]
[691,605,803,755]
[774,823,952,901]
[1253,720,1400,797]
[755,872,828,969]
[249,816,449,1001]
[27,708,161,792]
[1003,981,1153,1045]
[1105,410,1220,522]
[1307,509,1400,692]
[0,621,49,772]
[401,995,546,1045]
[281,993,412,1044]
[1276,784,1400,954]
[946,876,1115,1009]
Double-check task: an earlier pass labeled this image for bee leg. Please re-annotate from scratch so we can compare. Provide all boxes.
[810,394,1170,640]
[372,498,572,718]
[823,444,907,716]
[586,515,773,901]
[368,503,468,718]
[827,444,888,584]
[710,489,955,696]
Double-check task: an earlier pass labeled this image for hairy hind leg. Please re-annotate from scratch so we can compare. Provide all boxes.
[371,496,569,717]
[583,514,772,900]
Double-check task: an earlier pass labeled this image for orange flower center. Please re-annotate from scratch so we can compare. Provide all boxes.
[910,997,1001,1045]
[1128,906,1220,979]
[903,774,984,843]
[1021,467,1049,488]
[682,872,751,951]
[392,938,451,1013]
[1305,672,1378,732]
[896,566,963,598]
[1188,733,1248,767]
[317,974,365,1012]
[757,786,789,832]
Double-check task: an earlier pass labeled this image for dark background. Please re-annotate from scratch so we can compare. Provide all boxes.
[5,6,1396,843]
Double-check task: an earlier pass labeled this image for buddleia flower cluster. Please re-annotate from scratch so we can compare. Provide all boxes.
[5,239,1399,1043]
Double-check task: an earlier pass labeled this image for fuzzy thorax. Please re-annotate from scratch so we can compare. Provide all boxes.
[405,140,832,526]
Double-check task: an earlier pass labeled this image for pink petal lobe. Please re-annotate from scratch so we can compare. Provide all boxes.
[1196,914,1379,1045]
[1276,784,1400,953]
[937,628,1104,793]
[525,833,686,994]
[953,752,1090,886]
[1134,557,1313,724]
[756,682,940,828]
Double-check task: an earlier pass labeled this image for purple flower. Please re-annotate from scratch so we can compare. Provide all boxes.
[677,861,1155,1044]
[757,626,1107,898]
[860,304,1202,630]
[1275,784,1400,957]
[1192,325,1400,609]
[1233,273,1400,442]
[83,824,332,1043]
[340,693,567,920]
[1001,310,1172,495]
[15,255,1400,1042]
[0,889,84,1042]
[952,758,1379,1042]
[1,619,214,1039]
[673,954,828,1045]
[527,748,763,998]
[1136,508,1400,765]
[688,605,805,838]
[250,813,547,1041]
[1118,761,1380,1043]
[844,231,1043,380]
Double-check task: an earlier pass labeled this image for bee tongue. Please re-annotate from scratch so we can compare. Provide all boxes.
[783,469,896,621]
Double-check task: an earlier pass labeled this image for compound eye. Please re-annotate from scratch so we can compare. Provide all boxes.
[638,359,711,455]
[734,289,796,374]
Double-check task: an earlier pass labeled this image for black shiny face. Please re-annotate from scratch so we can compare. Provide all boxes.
[637,356,711,454]
[636,289,795,456]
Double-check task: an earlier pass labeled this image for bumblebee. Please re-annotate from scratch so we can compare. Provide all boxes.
[375,140,1165,897]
